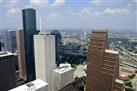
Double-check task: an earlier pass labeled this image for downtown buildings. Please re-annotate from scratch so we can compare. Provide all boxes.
[86,30,123,91]
[3,6,126,91]
[34,34,74,91]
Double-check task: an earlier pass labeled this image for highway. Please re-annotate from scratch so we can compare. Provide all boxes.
[114,45,137,69]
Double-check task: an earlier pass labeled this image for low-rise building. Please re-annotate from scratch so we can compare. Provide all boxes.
[54,64,74,91]
[9,79,48,91]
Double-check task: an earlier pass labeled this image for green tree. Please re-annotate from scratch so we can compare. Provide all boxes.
[125,87,134,91]
[135,70,137,73]
[71,64,77,68]
[125,81,133,88]
[128,74,136,79]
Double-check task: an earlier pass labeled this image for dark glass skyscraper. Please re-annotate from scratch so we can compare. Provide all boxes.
[50,30,62,66]
[22,8,38,82]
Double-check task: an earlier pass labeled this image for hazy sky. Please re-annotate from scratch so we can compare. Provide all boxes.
[0,0,137,31]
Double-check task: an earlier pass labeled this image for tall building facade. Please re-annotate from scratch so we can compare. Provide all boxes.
[34,34,56,91]
[16,29,26,80]
[22,8,38,82]
[0,52,16,91]
[4,30,17,53]
[86,30,123,91]
[50,30,62,66]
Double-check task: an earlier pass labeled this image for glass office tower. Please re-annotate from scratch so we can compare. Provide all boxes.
[50,30,62,66]
[22,8,38,82]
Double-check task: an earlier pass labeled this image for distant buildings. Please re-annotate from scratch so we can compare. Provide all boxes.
[86,30,123,91]
[4,30,17,53]
[22,8,38,82]
[34,34,56,91]
[9,79,48,91]
[16,29,26,80]
[0,52,16,91]
[119,67,136,80]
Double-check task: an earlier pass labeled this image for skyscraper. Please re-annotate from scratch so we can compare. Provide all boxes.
[22,8,38,82]
[4,30,17,53]
[50,30,62,66]
[16,29,26,80]
[86,30,123,91]
[0,52,16,91]
[34,34,56,91]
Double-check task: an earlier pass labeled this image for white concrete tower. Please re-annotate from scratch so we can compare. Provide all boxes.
[34,34,56,91]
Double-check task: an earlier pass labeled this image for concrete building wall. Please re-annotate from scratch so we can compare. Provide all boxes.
[54,66,74,91]
[54,70,61,91]
[16,29,26,80]
[34,34,56,91]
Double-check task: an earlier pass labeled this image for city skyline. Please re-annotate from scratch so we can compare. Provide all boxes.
[0,1,137,91]
[0,0,137,31]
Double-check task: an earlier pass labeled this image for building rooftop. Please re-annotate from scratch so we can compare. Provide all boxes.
[92,29,108,32]
[115,79,124,84]
[9,79,48,91]
[60,63,71,67]
[0,51,13,57]
[105,49,119,54]
[54,64,73,74]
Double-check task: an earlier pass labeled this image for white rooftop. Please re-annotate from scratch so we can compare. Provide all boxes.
[105,49,119,54]
[0,51,13,57]
[54,64,73,74]
[59,63,71,67]
[115,79,124,84]
[9,79,48,91]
